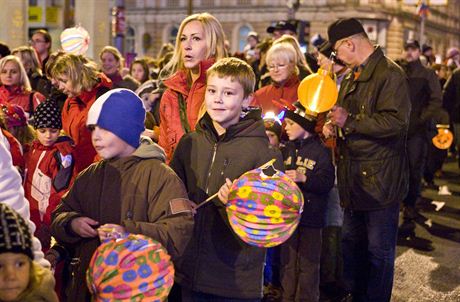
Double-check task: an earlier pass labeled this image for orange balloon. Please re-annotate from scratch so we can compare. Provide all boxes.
[432,128,453,149]
[298,68,338,114]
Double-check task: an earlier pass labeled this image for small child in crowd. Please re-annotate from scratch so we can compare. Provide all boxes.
[50,88,194,301]
[280,102,335,302]
[170,57,283,301]
[0,203,58,302]
[23,100,74,251]
[0,103,35,149]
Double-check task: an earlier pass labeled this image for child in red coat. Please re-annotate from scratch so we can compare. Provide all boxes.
[24,99,74,251]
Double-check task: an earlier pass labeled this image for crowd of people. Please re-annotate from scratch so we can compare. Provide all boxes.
[0,12,459,302]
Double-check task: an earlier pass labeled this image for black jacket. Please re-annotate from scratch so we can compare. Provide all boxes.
[170,108,283,299]
[336,46,411,211]
[401,59,442,137]
[443,67,460,123]
[282,135,335,228]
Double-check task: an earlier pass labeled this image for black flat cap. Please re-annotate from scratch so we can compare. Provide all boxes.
[327,18,365,47]
[267,20,297,34]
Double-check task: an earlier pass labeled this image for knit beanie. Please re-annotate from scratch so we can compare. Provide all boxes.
[0,104,28,128]
[0,203,33,259]
[263,113,282,140]
[32,100,62,129]
[284,101,316,133]
[87,88,146,148]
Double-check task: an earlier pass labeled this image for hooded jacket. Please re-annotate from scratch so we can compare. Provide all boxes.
[51,142,194,302]
[159,59,215,160]
[24,136,74,250]
[61,74,112,173]
[170,108,284,299]
[336,47,411,211]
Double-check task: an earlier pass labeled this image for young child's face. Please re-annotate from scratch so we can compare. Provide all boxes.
[265,130,280,147]
[205,75,249,130]
[91,126,134,159]
[36,128,60,147]
[0,253,30,302]
[285,118,308,141]
[130,63,145,83]
[0,61,21,87]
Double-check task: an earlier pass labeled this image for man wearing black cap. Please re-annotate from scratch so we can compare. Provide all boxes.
[400,40,442,221]
[266,20,297,40]
[324,18,411,302]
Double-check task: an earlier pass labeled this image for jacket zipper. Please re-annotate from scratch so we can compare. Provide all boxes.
[205,143,218,195]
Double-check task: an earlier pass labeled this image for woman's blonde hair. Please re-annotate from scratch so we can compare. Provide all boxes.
[50,54,99,95]
[99,46,124,72]
[161,12,227,80]
[273,35,312,74]
[0,55,32,92]
[12,46,42,76]
[266,42,299,76]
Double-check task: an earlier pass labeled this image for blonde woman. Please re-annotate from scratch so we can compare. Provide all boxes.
[158,12,227,160]
[12,46,51,96]
[253,43,300,114]
[99,46,139,91]
[0,55,45,116]
[273,34,312,80]
[50,54,112,172]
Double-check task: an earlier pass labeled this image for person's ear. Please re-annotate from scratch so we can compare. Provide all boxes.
[242,93,254,108]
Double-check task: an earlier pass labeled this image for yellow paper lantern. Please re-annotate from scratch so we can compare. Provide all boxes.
[298,68,338,114]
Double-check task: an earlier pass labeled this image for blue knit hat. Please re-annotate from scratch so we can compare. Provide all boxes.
[87,88,145,148]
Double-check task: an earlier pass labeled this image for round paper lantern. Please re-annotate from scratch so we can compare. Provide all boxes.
[432,127,453,150]
[86,234,174,302]
[226,167,304,248]
[298,68,338,114]
[60,26,90,55]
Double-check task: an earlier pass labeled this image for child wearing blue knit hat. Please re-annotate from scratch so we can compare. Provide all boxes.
[50,88,194,301]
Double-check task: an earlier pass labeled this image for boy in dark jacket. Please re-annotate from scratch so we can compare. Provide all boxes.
[50,88,194,302]
[280,102,335,302]
[170,57,283,301]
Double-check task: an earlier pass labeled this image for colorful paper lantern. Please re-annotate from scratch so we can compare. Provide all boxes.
[297,68,338,114]
[86,234,174,302]
[60,26,90,55]
[226,166,304,248]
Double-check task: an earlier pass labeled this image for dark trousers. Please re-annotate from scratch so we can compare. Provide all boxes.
[342,202,400,302]
[169,284,261,302]
[280,226,322,302]
[403,134,427,208]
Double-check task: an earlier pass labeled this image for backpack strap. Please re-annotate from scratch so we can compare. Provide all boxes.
[177,93,191,134]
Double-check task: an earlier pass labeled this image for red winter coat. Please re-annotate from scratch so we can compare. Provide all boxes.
[252,75,300,115]
[159,59,215,160]
[61,74,112,173]
[0,85,45,115]
[24,137,74,250]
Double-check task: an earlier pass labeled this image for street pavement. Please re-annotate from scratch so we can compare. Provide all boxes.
[392,158,460,301]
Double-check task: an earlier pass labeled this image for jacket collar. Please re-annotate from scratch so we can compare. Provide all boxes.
[77,73,112,105]
[273,74,299,88]
[197,107,266,142]
[352,46,384,83]
[164,58,215,96]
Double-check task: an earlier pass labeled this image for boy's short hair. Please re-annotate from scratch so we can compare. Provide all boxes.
[87,88,146,148]
[206,57,255,99]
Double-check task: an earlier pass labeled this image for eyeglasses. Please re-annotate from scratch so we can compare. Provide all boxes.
[267,63,288,71]
[29,39,46,45]
[333,39,348,53]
